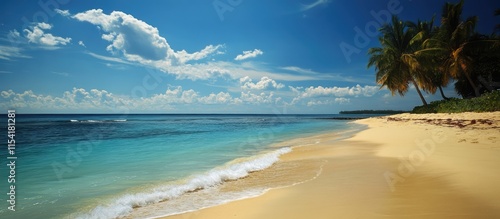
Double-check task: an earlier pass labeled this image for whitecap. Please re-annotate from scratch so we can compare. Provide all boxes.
[74,147,291,219]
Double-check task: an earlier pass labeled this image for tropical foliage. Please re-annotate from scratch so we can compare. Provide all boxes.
[367,16,432,105]
[412,90,500,113]
[496,9,500,32]
[368,0,500,109]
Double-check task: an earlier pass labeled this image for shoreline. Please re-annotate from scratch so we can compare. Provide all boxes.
[163,112,500,219]
[125,123,363,219]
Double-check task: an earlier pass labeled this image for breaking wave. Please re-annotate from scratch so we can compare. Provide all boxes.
[74,147,291,219]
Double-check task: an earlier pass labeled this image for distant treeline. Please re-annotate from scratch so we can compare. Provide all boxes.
[339,110,407,115]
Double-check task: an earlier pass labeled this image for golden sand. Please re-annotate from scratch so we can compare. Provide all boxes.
[163,112,500,219]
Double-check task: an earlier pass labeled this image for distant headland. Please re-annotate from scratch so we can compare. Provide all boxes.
[339,110,408,115]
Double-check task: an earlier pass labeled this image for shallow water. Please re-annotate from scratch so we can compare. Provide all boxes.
[0,114,366,218]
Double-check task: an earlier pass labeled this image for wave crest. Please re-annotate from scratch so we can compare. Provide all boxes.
[69,119,127,123]
[74,147,291,219]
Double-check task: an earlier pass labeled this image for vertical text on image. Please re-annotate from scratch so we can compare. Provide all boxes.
[7,110,17,211]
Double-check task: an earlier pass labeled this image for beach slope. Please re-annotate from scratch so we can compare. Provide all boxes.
[166,112,500,219]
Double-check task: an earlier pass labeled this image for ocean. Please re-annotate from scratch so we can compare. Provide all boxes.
[0,114,368,219]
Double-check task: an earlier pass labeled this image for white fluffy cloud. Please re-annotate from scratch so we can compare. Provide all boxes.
[299,84,379,98]
[290,84,379,105]
[0,88,126,111]
[67,9,227,80]
[72,9,173,61]
[240,76,284,90]
[199,92,233,104]
[0,87,273,112]
[72,9,221,64]
[23,22,71,46]
[306,98,350,106]
[235,49,263,61]
[147,86,200,104]
[239,91,277,104]
[0,83,381,112]
[53,9,333,82]
[175,45,224,64]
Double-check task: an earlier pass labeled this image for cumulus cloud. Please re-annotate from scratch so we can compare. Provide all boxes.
[234,49,263,61]
[23,22,71,47]
[69,9,228,80]
[0,87,278,112]
[0,83,381,112]
[239,91,276,104]
[335,97,351,104]
[72,9,222,65]
[300,84,379,98]
[147,86,200,104]
[159,62,231,80]
[60,9,332,82]
[240,76,284,90]
[199,92,233,104]
[72,9,171,61]
[175,45,224,64]
[290,84,379,105]
[306,98,350,106]
[78,41,86,47]
[2,24,68,60]
[0,88,125,111]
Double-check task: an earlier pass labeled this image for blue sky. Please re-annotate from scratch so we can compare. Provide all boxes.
[1,0,499,113]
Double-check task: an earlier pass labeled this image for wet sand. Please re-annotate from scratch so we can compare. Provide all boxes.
[164,112,500,219]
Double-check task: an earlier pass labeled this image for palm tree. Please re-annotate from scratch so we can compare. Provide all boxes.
[418,0,498,97]
[438,0,480,96]
[368,16,429,106]
[433,71,451,100]
[405,18,450,100]
[495,9,500,32]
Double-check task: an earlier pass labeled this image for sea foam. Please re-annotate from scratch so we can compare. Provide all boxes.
[74,147,291,219]
[69,119,127,123]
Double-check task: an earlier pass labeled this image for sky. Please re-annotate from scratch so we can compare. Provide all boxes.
[0,0,499,114]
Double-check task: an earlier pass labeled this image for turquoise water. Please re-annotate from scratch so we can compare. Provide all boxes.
[0,114,365,218]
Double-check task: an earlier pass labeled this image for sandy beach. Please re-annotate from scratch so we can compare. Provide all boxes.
[164,112,500,219]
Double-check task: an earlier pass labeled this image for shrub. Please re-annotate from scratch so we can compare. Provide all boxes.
[412,90,500,113]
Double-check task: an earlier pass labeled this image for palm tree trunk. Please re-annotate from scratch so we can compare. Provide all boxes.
[464,73,480,97]
[412,80,428,106]
[438,85,450,100]
[477,75,494,92]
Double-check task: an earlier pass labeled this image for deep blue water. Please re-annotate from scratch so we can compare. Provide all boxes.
[0,114,368,219]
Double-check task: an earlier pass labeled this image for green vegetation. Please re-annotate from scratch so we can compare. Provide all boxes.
[339,110,408,115]
[412,90,500,113]
[367,0,500,113]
